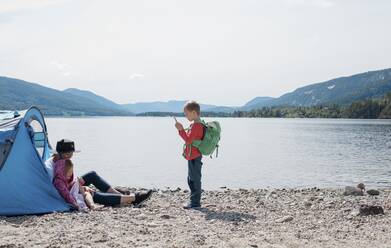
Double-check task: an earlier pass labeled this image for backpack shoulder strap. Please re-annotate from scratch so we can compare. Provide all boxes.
[199,119,208,139]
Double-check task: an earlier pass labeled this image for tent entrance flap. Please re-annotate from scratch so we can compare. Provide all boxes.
[33,132,46,148]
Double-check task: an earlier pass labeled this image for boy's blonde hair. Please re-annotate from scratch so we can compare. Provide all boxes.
[184,100,201,115]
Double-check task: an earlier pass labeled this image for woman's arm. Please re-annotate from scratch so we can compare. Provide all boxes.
[53,177,78,209]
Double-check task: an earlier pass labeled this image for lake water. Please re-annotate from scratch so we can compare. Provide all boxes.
[45,117,391,189]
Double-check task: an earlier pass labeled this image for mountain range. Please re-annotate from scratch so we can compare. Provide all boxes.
[0,77,130,116]
[1,68,391,116]
[240,68,391,110]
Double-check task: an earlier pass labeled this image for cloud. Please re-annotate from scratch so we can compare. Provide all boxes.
[0,0,72,14]
[50,60,71,77]
[285,0,335,8]
[315,0,335,8]
[129,73,145,80]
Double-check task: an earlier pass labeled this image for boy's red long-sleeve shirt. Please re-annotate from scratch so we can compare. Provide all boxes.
[179,122,204,160]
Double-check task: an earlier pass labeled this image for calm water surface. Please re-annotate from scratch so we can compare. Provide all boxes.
[45,117,391,189]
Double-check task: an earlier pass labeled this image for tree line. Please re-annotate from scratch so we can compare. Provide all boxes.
[231,92,391,119]
[137,92,391,119]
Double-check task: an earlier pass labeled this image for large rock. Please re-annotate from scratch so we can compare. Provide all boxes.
[344,186,364,196]
[359,205,384,216]
[366,189,380,196]
[357,183,365,191]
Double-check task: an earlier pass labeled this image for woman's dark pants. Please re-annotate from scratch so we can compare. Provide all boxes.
[81,171,121,206]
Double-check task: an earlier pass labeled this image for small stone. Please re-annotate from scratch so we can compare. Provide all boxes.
[317,197,324,202]
[366,189,380,196]
[276,216,294,223]
[349,209,360,217]
[170,187,181,192]
[137,214,147,220]
[239,189,249,195]
[160,214,171,220]
[340,207,351,212]
[325,201,335,208]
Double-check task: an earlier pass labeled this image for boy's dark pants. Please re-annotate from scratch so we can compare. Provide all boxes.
[187,156,203,206]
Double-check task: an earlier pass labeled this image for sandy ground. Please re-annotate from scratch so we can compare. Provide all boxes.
[1,187,390,248]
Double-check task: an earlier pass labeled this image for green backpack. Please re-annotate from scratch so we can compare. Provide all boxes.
[183,120,221,158]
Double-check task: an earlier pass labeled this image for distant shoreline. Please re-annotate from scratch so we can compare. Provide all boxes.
[4,93,391,119]
[42,93,391,119]
[44,114,391,120]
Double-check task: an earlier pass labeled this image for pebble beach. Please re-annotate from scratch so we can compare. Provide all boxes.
[1,187,390,248]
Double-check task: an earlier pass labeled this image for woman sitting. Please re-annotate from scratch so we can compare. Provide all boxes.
[53,159,95,210]
[51,139,152,209]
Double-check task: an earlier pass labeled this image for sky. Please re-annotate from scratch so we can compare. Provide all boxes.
[0,0,390,106]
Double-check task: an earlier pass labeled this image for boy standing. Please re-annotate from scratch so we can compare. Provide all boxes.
[175,101,204,209]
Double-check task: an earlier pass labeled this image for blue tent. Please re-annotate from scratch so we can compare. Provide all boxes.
[0,107,70,216]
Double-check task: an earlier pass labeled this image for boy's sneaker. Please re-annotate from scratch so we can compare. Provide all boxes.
[134,190,153,206]
[183,203,201,209]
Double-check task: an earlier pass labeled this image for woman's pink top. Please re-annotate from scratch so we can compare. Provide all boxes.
[52,159,78,207]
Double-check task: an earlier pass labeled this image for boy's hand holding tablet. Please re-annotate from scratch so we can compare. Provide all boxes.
[174,116,184,130]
